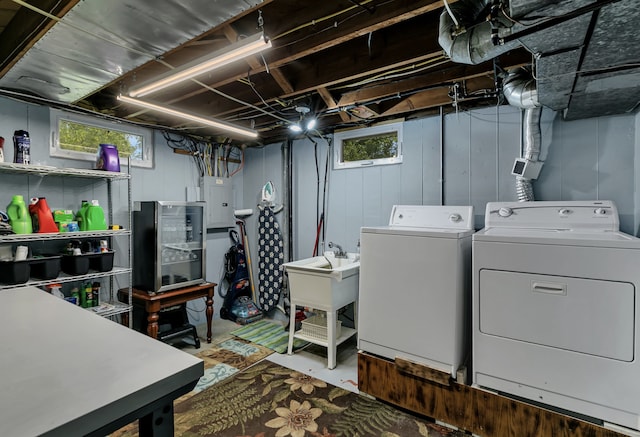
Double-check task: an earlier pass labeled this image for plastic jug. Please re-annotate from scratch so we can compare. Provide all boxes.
[96,143,120,172]
[76,200,90,231]
[86,200,107,231]
[7,195,32,234]
[29,197,58,233]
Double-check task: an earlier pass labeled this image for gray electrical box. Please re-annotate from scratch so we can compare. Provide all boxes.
[200,176,234,228]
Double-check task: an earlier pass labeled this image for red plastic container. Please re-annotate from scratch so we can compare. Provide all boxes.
[29,197,58,233]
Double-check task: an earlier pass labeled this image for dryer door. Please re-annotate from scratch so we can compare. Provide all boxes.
[479,269,634,361]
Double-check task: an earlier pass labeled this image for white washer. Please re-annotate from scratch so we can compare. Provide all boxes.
[358,205,474,378]
[473,200,640,432]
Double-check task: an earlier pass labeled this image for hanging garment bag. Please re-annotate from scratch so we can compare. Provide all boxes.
[257,206,284,312]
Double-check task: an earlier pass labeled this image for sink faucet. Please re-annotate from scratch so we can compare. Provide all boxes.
[328,242,347,258]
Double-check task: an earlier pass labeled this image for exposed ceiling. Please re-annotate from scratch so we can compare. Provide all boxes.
[0,0,637,146]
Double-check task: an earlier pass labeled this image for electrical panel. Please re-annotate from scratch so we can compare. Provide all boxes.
[200,176,234,228]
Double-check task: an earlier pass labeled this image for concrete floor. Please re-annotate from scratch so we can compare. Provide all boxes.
[170,316,359,394]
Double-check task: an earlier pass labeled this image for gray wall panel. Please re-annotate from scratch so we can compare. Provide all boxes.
[557,117,599,200]
[418,116,443,206]
[596,115,635,232]
[470,107,500,219]
[443,111,472,206]
[399,118,425,205]
[2,96,639,326]
[0,97,236,324]
[532,111,561,201]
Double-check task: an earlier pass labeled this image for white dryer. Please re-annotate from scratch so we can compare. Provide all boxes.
[358,205,474,378]
[473,200,640,432]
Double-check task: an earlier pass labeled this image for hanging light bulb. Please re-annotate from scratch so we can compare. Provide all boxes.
[289,123,303,133]
[288,104,315,134]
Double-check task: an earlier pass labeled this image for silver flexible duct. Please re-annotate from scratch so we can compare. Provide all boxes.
[522,106,542,161]
[438,0,520,65]
[503,68,542,201]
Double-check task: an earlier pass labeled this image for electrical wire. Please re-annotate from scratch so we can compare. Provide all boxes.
[240,70,291,116]
[228,146,245,177]
[443,0,460,28]
[334,56,449,90]
[271,0,376,41]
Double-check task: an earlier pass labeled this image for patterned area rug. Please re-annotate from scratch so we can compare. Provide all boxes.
[110,337,273,436]
[172,360,466,436]
[231,319,308,353]
[188,337,274,398]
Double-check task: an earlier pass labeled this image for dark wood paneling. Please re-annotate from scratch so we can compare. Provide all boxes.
[358,352,625,437]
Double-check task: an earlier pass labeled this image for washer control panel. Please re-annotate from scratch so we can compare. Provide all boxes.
[389,205,474,230]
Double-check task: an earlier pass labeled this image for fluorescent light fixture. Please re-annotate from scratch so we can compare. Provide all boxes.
[129,33,271,97]
[118,95,259,139]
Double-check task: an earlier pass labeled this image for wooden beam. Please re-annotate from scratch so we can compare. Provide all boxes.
[0,0,79,75]
[317,86,353,123]
[267,0,447,70]
[379,76,496,116]
[359,352,625,437]
[122,1,447,110]
[172,12,445,116]
[269,68,295,95]
[222,24,294,95]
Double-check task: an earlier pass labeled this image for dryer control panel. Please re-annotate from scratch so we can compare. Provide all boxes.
[484,200,619,231]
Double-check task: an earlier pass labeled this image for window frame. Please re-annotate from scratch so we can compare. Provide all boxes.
[333,121,403,170]
[50,109,154,168]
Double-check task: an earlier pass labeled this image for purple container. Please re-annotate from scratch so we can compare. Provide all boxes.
[96,143,120,172]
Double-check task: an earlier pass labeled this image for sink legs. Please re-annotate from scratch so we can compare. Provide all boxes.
[287,304,297,356]
[326,310,337,369]
[287,300,358,369]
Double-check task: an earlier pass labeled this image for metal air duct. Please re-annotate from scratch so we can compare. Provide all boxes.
[438,0,520,64]
[504,68,542,202]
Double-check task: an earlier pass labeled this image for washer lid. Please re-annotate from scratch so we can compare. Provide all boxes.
[361,225,474,238]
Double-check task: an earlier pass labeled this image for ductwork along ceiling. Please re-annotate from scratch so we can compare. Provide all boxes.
[439,0,640,121]
[0,0,636,144]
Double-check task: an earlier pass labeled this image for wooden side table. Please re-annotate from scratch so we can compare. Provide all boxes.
[119,282,215,343]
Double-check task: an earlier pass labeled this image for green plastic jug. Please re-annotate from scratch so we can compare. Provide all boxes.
[7,195,32,234]
[86,199,107,231]
[76,200,90,231]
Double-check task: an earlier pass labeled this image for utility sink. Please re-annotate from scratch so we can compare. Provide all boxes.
[285,251,359,275]
[283,252,360,310]
[285,252,360,369]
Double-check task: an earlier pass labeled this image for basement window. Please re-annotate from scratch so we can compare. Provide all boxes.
[50,109,153,168]
[334,121,403,169]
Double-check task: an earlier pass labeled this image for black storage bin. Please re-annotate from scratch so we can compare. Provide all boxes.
[61,254,90,275]
[30,255,62,280]
[0,259,30,284]
[89,250,115,272]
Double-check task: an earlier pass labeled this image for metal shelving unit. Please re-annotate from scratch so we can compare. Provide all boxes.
[0,162,133,323]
